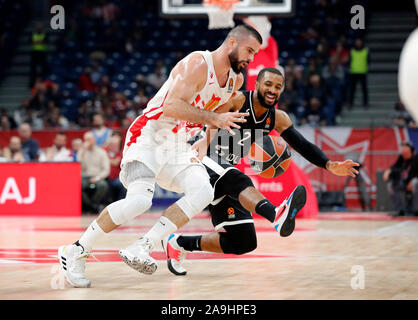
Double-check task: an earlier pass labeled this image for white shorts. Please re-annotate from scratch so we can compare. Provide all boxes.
[120,123,208,193]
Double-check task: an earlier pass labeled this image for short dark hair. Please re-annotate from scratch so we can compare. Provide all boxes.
[256,67,284,82]
[225,23,263,44]
[56,131,66,137]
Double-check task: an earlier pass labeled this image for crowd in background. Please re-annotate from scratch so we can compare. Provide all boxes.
[4,0,411,132]
[0,119,125,213]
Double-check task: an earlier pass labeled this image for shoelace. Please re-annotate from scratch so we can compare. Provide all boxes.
[71,251,100,275]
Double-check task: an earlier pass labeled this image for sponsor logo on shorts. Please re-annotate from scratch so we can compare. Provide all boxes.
[227,207,235,219]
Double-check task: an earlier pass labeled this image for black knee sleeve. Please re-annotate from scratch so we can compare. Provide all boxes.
[217,169,254,199]
[219,223,257,255]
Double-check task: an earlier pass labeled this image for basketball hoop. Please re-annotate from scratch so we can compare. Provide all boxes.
[203,0,239,30]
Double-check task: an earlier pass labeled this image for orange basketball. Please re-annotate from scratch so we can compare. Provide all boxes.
[248,135,291,178]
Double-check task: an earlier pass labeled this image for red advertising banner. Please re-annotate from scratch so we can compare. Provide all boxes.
[0,162,81,216]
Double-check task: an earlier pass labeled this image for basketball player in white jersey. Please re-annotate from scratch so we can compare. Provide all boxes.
[58,24,263,287]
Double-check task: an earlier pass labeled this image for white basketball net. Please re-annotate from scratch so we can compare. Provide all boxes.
[204,0,238,29]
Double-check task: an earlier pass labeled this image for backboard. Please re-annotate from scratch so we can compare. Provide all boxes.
[159,0,295,18]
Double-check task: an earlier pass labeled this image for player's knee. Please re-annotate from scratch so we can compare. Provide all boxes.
[107,181,154,225]
[223,170,254,199]
[233,232,257,255]
[219,226,257,255]
[177,179,214,219]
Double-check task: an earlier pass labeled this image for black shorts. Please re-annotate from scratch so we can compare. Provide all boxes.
[203,156,255,230]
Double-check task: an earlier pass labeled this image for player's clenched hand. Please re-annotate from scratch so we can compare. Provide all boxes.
[326,159,360,178]
[213,111,249,135]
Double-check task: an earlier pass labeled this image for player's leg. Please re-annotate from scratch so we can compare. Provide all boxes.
[119,163,214,275]
[58,161,156,287]
[163,197,257,275]
[205,158,307,236]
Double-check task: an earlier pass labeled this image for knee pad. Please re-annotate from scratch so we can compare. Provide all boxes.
[219,223,257,255]
[107,180,154,225]
[119,160,156,189]
[219,169,254,199]
[175,167,214,219]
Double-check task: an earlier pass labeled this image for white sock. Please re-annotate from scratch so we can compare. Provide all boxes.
[78,220,106,252]
[144,216,178,247]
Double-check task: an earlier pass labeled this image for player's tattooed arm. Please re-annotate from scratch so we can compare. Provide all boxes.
[275,110,359,177]
[163,53,246,133]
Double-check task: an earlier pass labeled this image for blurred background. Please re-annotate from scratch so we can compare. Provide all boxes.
[0,0,417,216]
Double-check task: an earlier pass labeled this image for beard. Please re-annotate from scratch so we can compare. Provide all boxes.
[228,49,247,73]
[257,90,279,109]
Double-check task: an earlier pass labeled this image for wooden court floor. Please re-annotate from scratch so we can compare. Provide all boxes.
[0,211,417,300]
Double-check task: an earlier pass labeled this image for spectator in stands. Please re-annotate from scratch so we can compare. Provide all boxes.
[91,113,112,147]
[391,101,416,128]
[322,56,345,82]
[78,67,96,92]
[384,142,418,216]
[29,23,48,87]
[43,107,70,129]
[316,37,331,67]
[285,58,303,81]
[329,39,350,67]
[97,75,114,97]
[132,89,148,111]
[14,99,44,129]
[135,74,153,96]
[301,97,326,127]
[76,102,93,128]
[279,79,300,113]
[111,92,128,113]
[304,74,328,105]
[147,65,166,92]
[105,134,126,203]
[71,138,83,162]
[302,58,322,86]
[39,132,73,162]
[0,109,17,130]
[78,131,110,214]
[18,123,39,161]
[2,136,29,162]
[29,80,48,111]
[348,38,370,109]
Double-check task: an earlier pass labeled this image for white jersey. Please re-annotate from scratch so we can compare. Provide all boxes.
[124,50,238,151]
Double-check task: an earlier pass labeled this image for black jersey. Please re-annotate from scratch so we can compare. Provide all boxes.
[207,90,276,165]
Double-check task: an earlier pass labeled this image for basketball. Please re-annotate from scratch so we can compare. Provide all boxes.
[248,135,291,178]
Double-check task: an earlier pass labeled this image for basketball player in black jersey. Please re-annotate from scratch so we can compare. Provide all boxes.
[162,67,360,275]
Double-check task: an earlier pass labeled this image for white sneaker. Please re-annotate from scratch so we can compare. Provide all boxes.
[58,244,91,288]
[162,234,187,276]
[119,237,157,275]
[273,185,307,237]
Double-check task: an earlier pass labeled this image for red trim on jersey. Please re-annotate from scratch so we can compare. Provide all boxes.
[126,93,168,146]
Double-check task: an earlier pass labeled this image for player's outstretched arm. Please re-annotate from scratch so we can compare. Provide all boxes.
[163,53,247,133]
[274,109,359,178]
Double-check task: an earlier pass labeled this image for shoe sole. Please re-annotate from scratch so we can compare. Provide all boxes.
[161,239,187,276]
[58,246,91,288]
[118,250,157,275]
[280,185,307,237]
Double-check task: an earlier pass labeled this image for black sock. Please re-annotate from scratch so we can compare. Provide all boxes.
[177,235,202,251]
[255,199,277,223]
